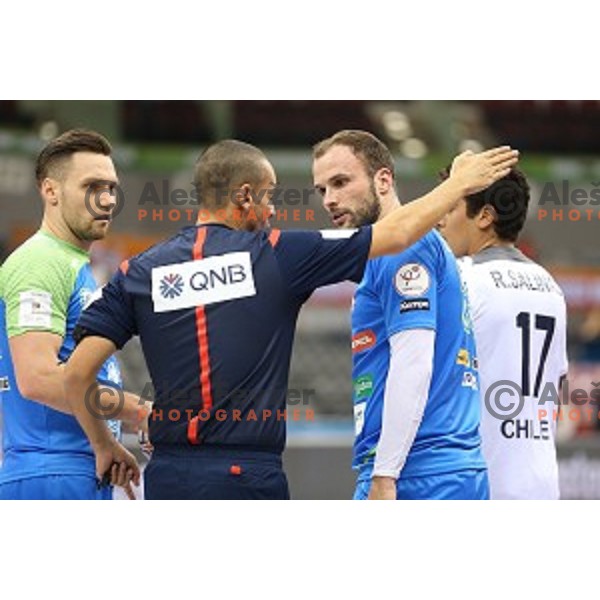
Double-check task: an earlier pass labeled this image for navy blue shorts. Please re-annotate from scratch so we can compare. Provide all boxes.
[0,475,112,500]
[144,446,290,500]
[354,468,490,500]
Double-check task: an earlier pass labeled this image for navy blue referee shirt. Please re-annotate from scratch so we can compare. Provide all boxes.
[75,224,372,453]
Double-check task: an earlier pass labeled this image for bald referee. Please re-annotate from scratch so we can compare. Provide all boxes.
[64,140,518,499]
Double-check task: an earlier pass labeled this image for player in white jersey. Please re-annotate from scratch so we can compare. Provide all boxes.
[437,167,568,499]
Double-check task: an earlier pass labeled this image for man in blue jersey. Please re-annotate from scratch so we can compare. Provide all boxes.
[64,139,517,499]
[0,129,149,500]
[313,130,488,500]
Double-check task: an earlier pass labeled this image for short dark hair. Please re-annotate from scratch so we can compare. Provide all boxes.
[440,166,530,242]
[193,140,270,207]
[35,129,112,186]
[313,129,396,180]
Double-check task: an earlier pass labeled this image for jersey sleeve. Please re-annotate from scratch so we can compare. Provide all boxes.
[372,329,434,478]
[74,265,137,350]
[372,238,439,338]
[2,252,73,338]
[272,227,372,299]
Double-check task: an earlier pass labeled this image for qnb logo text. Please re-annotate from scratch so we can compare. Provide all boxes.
[189,264,247,291]
[152,252,256,312]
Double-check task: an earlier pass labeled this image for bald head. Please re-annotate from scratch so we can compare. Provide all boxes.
[193,140,272,208]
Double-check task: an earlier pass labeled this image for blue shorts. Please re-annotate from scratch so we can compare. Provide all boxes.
[0,475,112,500]
[354,469,489,500]
[145,445,290,500]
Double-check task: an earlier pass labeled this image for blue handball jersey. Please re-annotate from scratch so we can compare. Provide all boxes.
[75,224,372,455]
[0,231,122,484]
[351,230,486,478]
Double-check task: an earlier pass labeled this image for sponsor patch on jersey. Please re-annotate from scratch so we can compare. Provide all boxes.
[353,374,374,400]
[18,290,52,328]
[354,401,366,437]
[152,252,256,312]
[352,330,376,353]
[462,371,478,390]
[400,299,430,313]
[320,229,358,240]
[394,263,430,297]
[0,376,10,392]
[456,348,470,366]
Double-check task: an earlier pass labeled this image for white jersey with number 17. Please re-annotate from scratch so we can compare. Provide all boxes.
[459,247,568,500]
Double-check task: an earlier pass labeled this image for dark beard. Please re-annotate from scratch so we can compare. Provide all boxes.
[350,183,381,227]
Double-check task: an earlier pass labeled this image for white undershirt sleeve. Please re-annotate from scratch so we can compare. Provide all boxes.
[372,328,435,479]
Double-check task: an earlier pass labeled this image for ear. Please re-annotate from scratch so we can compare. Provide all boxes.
[374,168,394,196]
[232,183,253,210]
[40,177,60,207]
[477,205,497,231]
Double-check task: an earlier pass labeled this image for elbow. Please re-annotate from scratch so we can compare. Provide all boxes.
[15,370,55,404]
[16,375,42,402]
[13,363,46,401]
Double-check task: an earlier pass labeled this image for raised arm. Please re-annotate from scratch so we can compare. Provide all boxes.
[369,146,519,258]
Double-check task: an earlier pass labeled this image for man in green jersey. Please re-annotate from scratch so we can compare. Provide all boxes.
[0,129,146,500]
